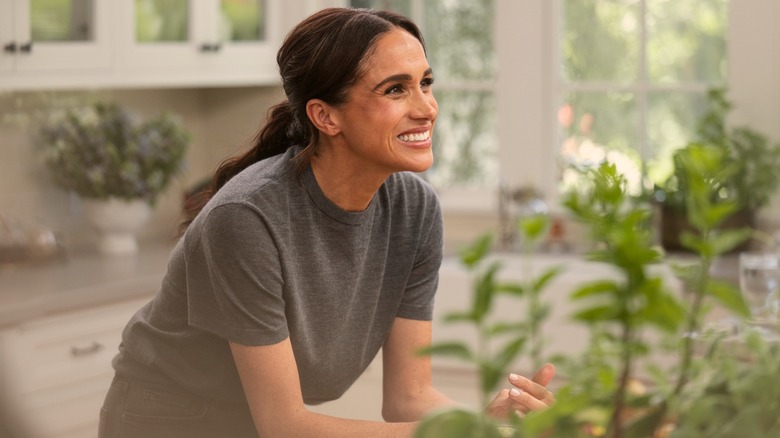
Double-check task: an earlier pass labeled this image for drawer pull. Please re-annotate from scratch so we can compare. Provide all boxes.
[70,341,104,357]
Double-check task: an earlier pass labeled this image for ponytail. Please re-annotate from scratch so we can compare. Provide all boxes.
[179,100,312,233]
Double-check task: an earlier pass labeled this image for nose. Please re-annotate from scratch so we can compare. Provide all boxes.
[411,90,438,121]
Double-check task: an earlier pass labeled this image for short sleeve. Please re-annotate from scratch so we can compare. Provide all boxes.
[184,202,289,346]
[396,190,443,321]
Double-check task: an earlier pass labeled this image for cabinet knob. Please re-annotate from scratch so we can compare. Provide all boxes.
[19,41,33,53]
[70,341,104,357]
[3,42,16,53]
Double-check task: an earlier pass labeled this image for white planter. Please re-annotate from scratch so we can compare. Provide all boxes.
[82,198,151,255]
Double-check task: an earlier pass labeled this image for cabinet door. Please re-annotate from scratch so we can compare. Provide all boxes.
[10,0,112,73]
[0,297,150,438]
[117,0,280,86]
[0,2,12,73]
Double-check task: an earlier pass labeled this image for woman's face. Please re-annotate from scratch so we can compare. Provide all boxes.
[332,28,438,176]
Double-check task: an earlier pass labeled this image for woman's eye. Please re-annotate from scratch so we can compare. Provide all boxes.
[385,84,404,95]
[421,77,435,88]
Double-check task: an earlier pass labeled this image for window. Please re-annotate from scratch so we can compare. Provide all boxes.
[557,0,728,196]
[342,1,780,221]
[349,0,498,191]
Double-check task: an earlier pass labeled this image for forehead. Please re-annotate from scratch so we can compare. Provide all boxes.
[359,28,428,79]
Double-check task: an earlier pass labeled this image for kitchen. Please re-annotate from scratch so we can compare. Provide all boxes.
[2,1,780,437]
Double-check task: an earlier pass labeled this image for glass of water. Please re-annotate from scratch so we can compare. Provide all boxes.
[739,251,779,320]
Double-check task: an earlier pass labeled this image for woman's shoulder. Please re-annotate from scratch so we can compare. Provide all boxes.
[384,171,440,212]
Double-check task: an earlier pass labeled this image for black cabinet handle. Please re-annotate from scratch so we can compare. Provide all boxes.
[199,42,222,53]
[19,41,33,53]
[3,42,16,53]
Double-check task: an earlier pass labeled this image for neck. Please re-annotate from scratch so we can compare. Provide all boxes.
[309,150,387,212]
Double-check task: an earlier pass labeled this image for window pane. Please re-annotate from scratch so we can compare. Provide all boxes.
[646,0,728,84]
[31,0,93,42]
[558,91,642,193]
[562,0,638,82]
[135,0,189,43]
[349,0,412,18]
[645,92,710,185]
[428,90,497,187]
[220,0,265,42]
[425,0,495,81]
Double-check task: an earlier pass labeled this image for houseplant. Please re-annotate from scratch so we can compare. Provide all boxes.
[417,153,768,438]
[655,88,780,251]
[38,101,190,254]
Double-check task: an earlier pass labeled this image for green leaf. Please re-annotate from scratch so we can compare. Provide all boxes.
[532,266,564,293]
[417,342,475,362]
[415,408,503,438]
[460,234,494,269]
[472,261,502,322]
[493,337,526,370]
[706,279,751,318]
[571,280,619,299]
[488,321,527,336]
[573,304,619,323]
[709,227,753,255]
[443,311,477,324]
[519,215,549,242]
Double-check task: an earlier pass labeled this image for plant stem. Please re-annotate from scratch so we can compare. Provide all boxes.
[673,247,712,397]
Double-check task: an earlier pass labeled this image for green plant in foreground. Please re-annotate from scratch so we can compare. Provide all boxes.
[415,216,561,438]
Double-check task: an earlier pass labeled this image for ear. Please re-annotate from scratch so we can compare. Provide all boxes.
[306,99,341,137]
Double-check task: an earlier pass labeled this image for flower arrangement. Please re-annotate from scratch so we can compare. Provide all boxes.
[38,101,190,204]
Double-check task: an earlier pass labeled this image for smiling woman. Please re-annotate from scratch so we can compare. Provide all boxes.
[98,7,553,438]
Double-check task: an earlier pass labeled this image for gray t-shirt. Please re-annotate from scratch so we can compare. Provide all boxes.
[113,146,443,404]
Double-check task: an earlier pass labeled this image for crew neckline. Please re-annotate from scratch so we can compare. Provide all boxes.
[301,164,378,226]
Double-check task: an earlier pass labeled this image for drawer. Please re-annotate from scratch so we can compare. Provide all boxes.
[1,297,148,396]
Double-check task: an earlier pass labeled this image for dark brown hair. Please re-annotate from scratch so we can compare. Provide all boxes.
[180,8,425,231]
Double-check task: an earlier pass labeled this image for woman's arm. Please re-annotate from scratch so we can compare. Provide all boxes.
[230,339,417,438]
[381,317,556,422]
[381,317,459,422]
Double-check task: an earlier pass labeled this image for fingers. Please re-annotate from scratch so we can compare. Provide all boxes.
[508,387,549,412]
[531,363,556,386]
[508,372,554,404]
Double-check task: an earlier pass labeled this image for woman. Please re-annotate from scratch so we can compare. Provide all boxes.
[99,7,555,438]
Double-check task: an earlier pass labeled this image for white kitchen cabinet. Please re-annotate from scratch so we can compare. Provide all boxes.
[113,0,282,87]
[0,296,149,438]
[0,0,113,79]
[0,0,313,90]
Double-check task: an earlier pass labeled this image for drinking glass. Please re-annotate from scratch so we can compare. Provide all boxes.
[739,251,779,320]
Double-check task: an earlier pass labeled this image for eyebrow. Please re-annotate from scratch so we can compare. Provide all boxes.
[372,68,434,92]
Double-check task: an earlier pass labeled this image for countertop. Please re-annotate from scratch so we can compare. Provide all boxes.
[0,240,174,328]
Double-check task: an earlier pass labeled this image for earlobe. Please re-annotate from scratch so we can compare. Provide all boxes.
[306,99,341,136]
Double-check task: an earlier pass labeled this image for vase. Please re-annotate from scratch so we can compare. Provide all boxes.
[82,198,151,255]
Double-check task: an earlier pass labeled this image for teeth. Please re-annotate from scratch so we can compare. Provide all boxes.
[398,131,430,142]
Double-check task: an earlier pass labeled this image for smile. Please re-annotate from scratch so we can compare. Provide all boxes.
[397,131,431,142]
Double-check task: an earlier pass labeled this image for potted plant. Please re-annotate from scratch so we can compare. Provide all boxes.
[655,88,780,251]
[37,101,190,254]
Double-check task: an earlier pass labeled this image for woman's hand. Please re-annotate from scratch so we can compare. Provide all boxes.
[484,363,556,419]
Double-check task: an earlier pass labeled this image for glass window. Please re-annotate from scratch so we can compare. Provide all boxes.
[558,0,728,194]
[220,0,265,42]
[350,0,497,188]
[31,0,94,42]
[135,0,189,43]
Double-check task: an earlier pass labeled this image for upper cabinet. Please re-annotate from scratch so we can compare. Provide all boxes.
[0,0,304,90]
[0,0,112,83]
[114,0,282,87]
